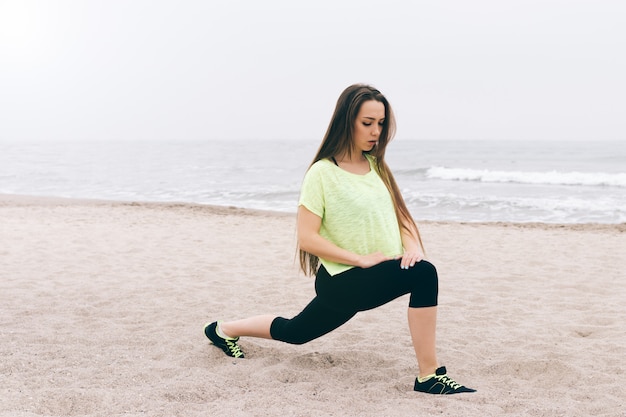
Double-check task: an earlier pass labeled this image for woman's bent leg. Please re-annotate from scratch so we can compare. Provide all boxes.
[408,306,439,378]
[321,260,440,377]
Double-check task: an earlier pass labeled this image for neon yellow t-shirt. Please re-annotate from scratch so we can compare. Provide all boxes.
[298,155,403,276]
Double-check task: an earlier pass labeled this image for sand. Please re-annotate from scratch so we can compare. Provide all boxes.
[0,194,624,417]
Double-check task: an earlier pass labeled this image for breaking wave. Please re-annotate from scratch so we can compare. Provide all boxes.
[425,167,626,188]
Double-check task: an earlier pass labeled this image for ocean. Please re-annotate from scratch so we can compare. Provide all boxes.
[1,139,624,224]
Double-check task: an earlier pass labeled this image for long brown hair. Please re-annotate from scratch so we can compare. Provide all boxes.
[299,84,424,276]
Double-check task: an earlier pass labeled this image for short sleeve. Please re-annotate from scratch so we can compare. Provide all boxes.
[298,162,325,218]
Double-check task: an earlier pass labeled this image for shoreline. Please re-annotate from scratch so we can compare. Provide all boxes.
[2,193,624,232]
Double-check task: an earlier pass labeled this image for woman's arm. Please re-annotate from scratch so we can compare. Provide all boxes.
[297,205,391,269]
[399,219,425,269]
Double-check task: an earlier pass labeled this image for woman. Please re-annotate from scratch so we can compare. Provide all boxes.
[204,84,475,395]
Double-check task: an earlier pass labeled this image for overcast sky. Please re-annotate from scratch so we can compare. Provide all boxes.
[1,0,625,142]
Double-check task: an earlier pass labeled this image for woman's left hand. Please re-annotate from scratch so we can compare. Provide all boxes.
[396,250,424,270]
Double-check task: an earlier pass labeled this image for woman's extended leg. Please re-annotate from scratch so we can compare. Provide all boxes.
[213,296,356,346]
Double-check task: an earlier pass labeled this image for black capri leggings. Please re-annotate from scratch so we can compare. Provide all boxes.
[270,259,438,345]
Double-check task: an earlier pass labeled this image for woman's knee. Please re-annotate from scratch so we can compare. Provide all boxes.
[414,260,438,282]
[270,316,316,345]
[408,260,438,307]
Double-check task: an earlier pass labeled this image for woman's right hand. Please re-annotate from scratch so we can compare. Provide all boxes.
[357,252,392,268]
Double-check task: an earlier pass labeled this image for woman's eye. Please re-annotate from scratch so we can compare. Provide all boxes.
[363,122,372,126]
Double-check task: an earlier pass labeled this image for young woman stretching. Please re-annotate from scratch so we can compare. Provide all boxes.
[204,84,475,395]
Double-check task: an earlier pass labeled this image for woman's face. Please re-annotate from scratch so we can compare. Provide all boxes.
[353,100,385,153]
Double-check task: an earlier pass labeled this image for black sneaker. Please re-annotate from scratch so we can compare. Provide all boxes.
[413,366,476,394]
[204,321,245,358]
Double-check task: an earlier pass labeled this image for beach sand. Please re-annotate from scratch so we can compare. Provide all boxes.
[1,194,624,417]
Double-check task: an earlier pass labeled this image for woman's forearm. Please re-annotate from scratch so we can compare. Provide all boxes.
[298,232,363,267]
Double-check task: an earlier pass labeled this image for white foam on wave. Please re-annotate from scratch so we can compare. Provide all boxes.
[426,167,626,188]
